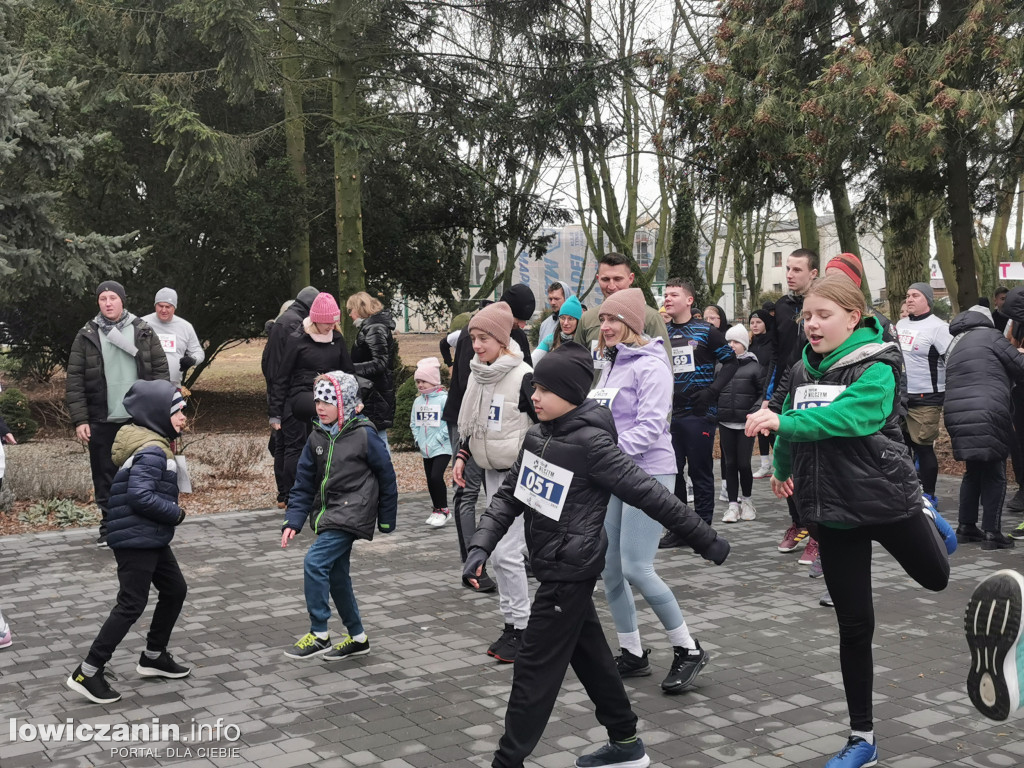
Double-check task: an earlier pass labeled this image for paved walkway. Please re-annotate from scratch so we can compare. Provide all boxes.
[0,473,1022,768]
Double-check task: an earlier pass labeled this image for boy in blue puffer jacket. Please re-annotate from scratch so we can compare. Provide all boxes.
[281,371,397,661]
[67,379,190,705]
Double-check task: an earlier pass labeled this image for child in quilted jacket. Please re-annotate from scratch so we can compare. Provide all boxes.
[410,357,452,527]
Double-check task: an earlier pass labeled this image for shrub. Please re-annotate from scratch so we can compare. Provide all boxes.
[18,498,100,528]
[0,387,39,441]
[190,436,265,480]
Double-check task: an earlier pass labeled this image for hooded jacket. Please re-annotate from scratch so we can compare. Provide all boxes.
[716,353,764,426]
[269,321,354,423]
[262,287,319,389]
[351,310,398,430]
[593,338,676,475]
[411,387,452,458]
[469,399,725,582]
[106,380,184,549]
[943,305,1024,462]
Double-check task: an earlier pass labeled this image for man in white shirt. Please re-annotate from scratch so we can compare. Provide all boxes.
[143,288,205,386]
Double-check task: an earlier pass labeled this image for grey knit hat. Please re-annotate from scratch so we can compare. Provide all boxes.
[909,282,934,307]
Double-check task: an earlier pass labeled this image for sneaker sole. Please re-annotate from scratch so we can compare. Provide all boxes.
[965,569,1024,721]
[324,648,371,661]
[0,638,11,649]
[575,756,650,768]
[661,654,709,693]
[493,652,516,663]
[66,676,121,704]
[798,555,817,565]
[283,646,333,660]
[136,665,191,679]
[617,666,652,679]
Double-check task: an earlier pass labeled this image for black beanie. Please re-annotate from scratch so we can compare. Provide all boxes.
[500,284,537,322]
[532,342,594,406]
[96,280,127,305]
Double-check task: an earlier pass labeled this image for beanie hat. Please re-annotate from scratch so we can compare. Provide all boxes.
[468,301,514,347]
[170,388,186,416]
[909,282,934,307]
[749,309,774,331]
[154,287,178,307]
[500,284,536,322]
[558,295,583,321]
[97,280,127,305]
[599,288,646,336]
[725,323,750,351]
[414,357,441,387]
[313,371,362,421]
[532,342,594,406]
[826,253,864,288]
[309,292,340,324]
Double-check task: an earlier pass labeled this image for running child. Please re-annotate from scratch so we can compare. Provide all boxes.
[67,380,191,704]
[746,274,953,768]
[463,342,729,768]
[281,371,397,661]
[410,357,453,527]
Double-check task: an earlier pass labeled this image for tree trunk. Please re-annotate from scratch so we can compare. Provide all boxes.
[281,0,310,296]
[946,147,980,310]
[332,0,364,340]
[933,219,960,314]
[829,178,869,300]
[883,193,931,318]
[793,187,819,254]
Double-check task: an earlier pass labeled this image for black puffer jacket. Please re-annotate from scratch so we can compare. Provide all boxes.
[469,399,725,581]
[66,316,170,426]
[943,306,1024,462]
[262,287,319,386]
[716,354,763,425]
[269,324,354,421]
[351,311,398,430]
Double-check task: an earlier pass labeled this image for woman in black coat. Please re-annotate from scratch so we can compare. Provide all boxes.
[346,291,398,446]
[269,293,354,503]
[748,309,776,478]
[944,304,1024,548]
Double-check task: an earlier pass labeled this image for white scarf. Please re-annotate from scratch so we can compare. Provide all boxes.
[457,340,524,441]
[303,316,333,343]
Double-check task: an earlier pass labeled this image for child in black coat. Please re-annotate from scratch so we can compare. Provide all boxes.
[463,342,729,768]
[717,324,764,523]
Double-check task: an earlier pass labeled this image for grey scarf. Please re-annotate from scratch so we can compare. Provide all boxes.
[95,311,138,357]
[457,340,524,441]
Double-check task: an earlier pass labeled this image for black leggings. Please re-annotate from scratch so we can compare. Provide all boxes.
[910,442,938,496]
[757,431,774,458]
[719,426,754,502]
[817,512,949,732]
[423,455,450,509]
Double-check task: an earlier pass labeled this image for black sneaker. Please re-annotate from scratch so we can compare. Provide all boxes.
[1006,488,1024,514]
[324,635,370,661]
[957,524,985,543]
[67,665,121,704]
[96,534,108,548]
[283,632,332,659]
[493,628,522,663]
[661,643,708,693]
[137,651,191,679]
[487,624,515,657]
[575,737,649,767]
[615,648,652,678]
[658,531,685,549]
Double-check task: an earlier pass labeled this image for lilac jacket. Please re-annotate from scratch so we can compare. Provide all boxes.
[595,337,676,475]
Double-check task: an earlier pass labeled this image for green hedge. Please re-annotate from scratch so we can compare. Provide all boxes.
[0,387,38,442]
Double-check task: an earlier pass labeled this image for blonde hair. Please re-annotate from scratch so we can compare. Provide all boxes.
[806,274,867,319]
[345,291,384,319]
[597,321,643,353]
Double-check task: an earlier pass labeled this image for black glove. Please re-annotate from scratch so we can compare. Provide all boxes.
[180,354,196,372]
[462,547,489,581]
[702,535,730,565]
[175,508,187,526]
[692,389,714,417]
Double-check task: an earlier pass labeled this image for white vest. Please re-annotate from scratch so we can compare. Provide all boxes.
[469,360,533,471]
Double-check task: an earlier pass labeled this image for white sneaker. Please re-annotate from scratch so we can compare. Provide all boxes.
[722,502,740,523]
[740,498,757,521]
[752,464,772,479]
[720,481,729,502]
[426,510,451,528]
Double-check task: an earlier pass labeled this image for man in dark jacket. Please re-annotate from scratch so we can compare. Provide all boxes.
[66,281,170,546]
[945,303,1024,549]
[463,342,728,768]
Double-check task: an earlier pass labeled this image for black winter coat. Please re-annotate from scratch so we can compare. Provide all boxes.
[469,399,723,581]
[716,355,763,424]
[351,311,398,430]
[270,327,354,421]
[262,287,320,387]
[66,317,170,426]
[943,308,1024,462]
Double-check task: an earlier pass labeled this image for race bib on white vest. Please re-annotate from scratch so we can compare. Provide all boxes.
[588,387,620,409]
[793,384,847,410]
[671,344,695,374]
[413,403,442,425]
[157,333,177,354]
[590,340,606,370]
[487,395,504,432]
[514,450,574,521]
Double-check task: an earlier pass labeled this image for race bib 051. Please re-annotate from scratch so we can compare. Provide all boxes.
[514,450,574,521]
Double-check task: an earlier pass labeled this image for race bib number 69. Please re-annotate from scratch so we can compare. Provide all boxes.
[514,450,574,521]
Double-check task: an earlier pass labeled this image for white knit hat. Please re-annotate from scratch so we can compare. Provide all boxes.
[725,323,750,351]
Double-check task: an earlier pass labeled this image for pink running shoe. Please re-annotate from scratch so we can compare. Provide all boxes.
[777,525,810,553]
[799,537,820,565]
[0,629,12,649]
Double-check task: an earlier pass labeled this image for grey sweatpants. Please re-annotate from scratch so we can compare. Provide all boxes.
[484,468,530,629]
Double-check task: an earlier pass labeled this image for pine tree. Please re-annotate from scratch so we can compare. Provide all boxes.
[667,181,706,309]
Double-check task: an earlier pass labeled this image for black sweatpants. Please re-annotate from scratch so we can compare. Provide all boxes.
[816,512,949,732]
[670,414,717,525]
[279,394,315,501]
[719,426,754,502]
[958,459,1007,532]
[423,454,451,509]
[87,421,126,534]
[86,546,188,668]
[491,578,638,768]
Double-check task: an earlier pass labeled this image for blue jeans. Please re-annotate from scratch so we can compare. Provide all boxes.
[377,428,391,455]
[303,530,363,636]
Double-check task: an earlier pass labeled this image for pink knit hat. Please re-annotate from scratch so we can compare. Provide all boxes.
[599,288,646,336]
[308,292,340,324]
[414,357,441,387]
[468,301,514,347]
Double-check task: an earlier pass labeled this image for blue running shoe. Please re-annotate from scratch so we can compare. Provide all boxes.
[965,569,1024,721]
[922,494,957,555]
[824,736,877,768]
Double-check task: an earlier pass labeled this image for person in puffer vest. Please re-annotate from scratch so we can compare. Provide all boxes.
[280,371,397,662]
[453,300,537,663]
[463,342,728,768]
[745,275,953,768]
[67,379,190,705]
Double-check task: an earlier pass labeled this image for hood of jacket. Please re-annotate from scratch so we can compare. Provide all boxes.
[294,286,320,313]
[365,310,396,331]
[1004,287,1024,322]
[801,315,884,378]
[122,379,179,440]
[613,336,671,369]
[950,305,995,334]
[112,424,173,466]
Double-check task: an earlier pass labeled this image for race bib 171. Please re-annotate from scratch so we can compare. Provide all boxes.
[513,450,574,521]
